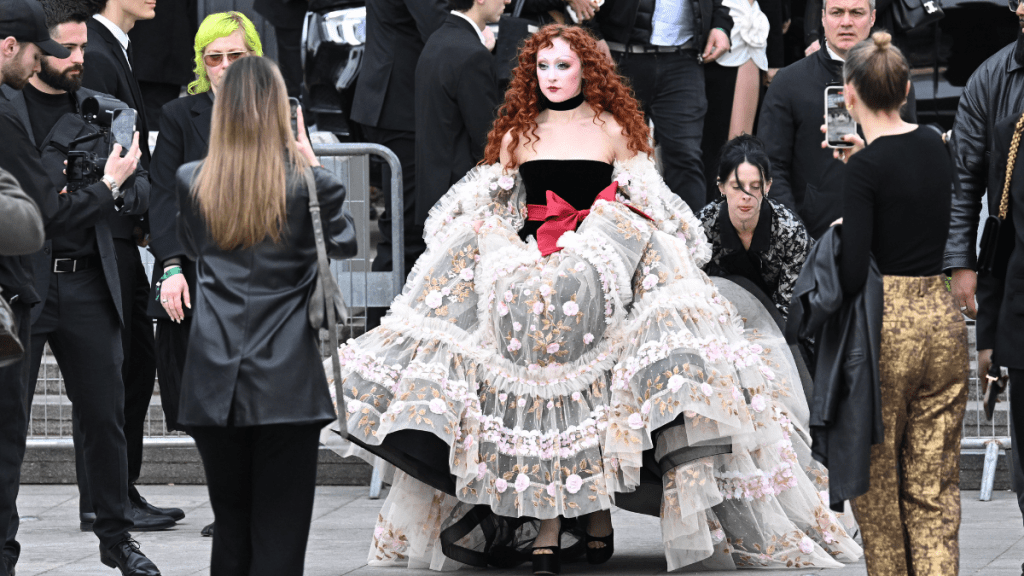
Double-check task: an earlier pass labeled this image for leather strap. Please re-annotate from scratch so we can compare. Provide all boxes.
[305,167,347,436]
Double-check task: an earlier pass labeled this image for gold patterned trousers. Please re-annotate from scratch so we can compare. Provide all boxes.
[851,275,969,576]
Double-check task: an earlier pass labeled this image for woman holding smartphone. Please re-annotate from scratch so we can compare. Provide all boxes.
[832,31,968,576]
[174,56,356,575]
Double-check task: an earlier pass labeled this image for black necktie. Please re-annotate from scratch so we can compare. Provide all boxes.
[126,41,134,69]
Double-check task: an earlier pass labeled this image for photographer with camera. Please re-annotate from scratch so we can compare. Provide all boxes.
[0,1,163,574]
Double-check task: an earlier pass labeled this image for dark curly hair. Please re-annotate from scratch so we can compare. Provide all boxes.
[483,24,652,169]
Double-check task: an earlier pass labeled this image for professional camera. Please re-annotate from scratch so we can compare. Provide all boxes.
[66,95,137,192]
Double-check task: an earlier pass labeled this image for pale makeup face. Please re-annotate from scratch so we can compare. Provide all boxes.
[720,162,770,226]
[536,37,582,103]
[822,0,874,57]
[204,30,249,94]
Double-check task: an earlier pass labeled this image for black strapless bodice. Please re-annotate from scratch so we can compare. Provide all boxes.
[517,159,614,241]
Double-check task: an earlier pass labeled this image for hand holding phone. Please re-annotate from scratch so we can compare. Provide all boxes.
[824,86,857,149]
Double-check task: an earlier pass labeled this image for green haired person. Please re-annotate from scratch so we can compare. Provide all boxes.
[188,11,264,95]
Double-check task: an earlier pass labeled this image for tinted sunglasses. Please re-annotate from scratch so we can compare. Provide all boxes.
[203,51,248,67]
[1011,0,1020,11]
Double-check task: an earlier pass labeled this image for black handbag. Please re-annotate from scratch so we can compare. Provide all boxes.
[495,0,532,82]
[0,290,24,368]
[891,0,944,33]
[977,114,1022,280]
[303,167,350,435]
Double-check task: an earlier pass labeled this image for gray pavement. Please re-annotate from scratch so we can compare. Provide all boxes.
[10,485,1024,575]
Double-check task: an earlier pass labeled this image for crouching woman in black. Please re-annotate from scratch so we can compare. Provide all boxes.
[175,56,356,575]
[697,134,812,321]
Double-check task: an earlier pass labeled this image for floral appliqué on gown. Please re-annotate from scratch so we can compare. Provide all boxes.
[324,155,862,571]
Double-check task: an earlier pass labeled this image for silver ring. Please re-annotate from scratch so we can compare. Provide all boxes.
[161,298,168,303]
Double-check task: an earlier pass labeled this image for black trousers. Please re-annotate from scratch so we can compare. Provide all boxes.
[154,317,190,433]
[1009,369,1024,527]
[76,243,156,513]
[699,63,738,205]
[191,423,322,576]
[614,49,708,213]
[0,301,31,576]
[28,268,132,547]
[361,124,426,330]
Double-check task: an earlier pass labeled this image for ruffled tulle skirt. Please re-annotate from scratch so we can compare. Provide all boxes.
[325,158,861,570]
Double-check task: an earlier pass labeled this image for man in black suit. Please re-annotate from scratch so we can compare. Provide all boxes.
[127,0,197,128]
[0,3,165,574]
[0,5,71,574]
[253,0,306,99]
[83,0,183,528]
[414,0,503,225]
[351,0,447,329]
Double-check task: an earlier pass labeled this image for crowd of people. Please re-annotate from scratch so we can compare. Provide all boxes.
[0,0,1023,575]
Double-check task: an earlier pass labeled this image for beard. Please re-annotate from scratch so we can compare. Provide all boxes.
[37,60,83,92]
[1,59,33,90]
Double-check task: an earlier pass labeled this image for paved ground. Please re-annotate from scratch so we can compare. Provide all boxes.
[9,485,1024,575]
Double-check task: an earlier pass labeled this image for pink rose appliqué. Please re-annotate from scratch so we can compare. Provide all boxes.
[667,374,684,392]
[429,398,447,414]
[507,338,522,352]
[495,478,508,493]
[477,462,487,480]
[750,394,767,412]
[798,536,814,554]
[514,473,531,493]
[424,290,443,309]
[565,474,583,494]
[583,333,594,345]
[562,301,579,316]
[546,343,559,354]
[627,413,645,429]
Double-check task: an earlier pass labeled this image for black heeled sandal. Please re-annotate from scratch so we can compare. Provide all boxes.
[585,530,614,565]
[531,546,561,575]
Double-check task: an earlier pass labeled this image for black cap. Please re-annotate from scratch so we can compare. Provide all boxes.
[0,0,71,58]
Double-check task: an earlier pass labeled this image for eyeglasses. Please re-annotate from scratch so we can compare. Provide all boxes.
[203,51,248,67]
[1010,0,1020,11]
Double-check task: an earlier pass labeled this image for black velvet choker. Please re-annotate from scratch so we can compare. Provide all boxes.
[540,90,586,111]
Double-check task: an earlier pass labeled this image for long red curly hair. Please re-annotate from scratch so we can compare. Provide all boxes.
[483,25,652,169]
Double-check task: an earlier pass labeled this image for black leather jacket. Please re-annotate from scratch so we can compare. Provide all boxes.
[944,40,1024,273]
[786,226,883,512]
[589,0,733,50]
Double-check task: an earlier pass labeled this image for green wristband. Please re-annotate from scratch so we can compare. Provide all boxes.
[159,266,182,281]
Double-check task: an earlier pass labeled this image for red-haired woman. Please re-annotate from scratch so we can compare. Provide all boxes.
[332,24,861,574]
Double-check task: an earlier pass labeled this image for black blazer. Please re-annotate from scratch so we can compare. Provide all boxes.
[786,225,884,512]
[979,113,1024,370]
[0,86,149,325]
[175,161,357,427]
[414,14,499,225]
[128,0,199,86]
[83,18,151,170]
[145,93,212,320]
[349,0,447,130]
[253,0,308,29]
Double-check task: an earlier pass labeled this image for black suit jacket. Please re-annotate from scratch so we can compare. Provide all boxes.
[253,0,308,29]
[145,93,212,320]
[175,161,356,427]
[0,86,149,325]
[349,0,447,130]
[414,14,499,225]
[83,18,151,171]
[128,0,199,86]
[979,114,1024,369]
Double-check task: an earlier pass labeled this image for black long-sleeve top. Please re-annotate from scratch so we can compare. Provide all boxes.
[840,127,953,294]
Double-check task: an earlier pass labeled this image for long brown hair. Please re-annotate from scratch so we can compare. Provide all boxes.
[191,56,308,249]
[483,25,652,169]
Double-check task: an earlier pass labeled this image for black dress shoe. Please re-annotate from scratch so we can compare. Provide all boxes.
[80,512,97,532]
[130,490,185,522]
[128,504,176,532]
[99,538,161,576]
[200,523,214,537]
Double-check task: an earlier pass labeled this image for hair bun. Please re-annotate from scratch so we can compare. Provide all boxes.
[872,31,892,50]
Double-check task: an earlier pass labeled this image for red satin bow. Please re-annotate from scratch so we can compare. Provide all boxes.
[526,181,651,256]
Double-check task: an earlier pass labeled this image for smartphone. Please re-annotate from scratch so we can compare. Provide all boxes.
[824,86,856,148]
[110,108,137,153]
[288,97,300,139]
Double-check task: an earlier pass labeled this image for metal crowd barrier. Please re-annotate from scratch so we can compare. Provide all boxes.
[962,319,1012,502]
[28,142,404,498]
